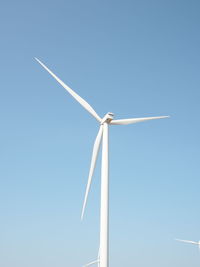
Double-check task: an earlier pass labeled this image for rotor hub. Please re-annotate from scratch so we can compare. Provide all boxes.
[101,112,114,124]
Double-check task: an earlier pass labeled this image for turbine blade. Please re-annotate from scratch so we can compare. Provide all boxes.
[83,247,100,267]
[35,58,101,122]
[110,116,169,125]
[175,239,199,245]
[83,259,99,267]
[81,125,103,220]
[97,247,100,267]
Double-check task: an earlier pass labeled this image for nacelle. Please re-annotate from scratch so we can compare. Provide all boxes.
[101,112,114,124]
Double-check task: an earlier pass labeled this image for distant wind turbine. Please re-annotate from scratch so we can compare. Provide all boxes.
[35,57,169,267]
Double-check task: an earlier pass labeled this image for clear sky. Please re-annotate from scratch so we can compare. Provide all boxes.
[0,0,200,266]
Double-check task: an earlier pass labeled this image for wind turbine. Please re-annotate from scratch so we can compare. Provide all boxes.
[35,58,169,267]
[175,239,200,249]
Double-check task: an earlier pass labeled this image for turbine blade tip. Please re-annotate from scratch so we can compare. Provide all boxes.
[35,57,42,64]
[160,115,170,119]
[81,209,85,221]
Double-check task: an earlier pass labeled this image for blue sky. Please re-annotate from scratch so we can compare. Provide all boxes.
[0,0,200,266]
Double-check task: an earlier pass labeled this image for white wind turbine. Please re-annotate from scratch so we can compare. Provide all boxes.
[35,58,169,267]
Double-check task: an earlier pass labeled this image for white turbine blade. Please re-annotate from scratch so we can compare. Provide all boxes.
[175,239,199,245]
[35,58,101,122]
[83,259,99,267]
[83,247,100,267]
[81,125,103,220]
[97,247,100,267]
[110,115,169,125]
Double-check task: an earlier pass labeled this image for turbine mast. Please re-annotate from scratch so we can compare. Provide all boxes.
[100,122,109,267]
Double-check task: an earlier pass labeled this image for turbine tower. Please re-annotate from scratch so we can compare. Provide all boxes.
[35,58,169,267]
